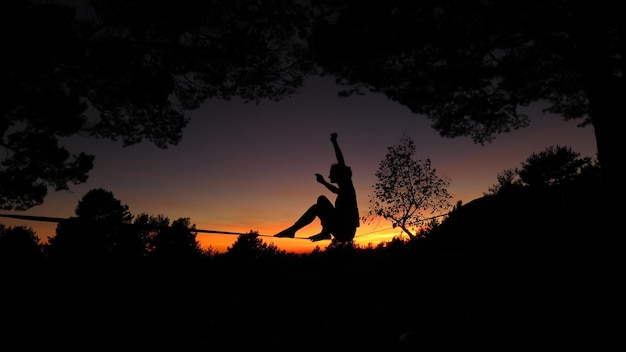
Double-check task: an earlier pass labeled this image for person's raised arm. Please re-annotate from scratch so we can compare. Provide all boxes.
[330,133,345,167]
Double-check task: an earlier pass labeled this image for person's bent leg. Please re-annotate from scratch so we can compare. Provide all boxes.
[274,203,319,238]
[308,196,334,242]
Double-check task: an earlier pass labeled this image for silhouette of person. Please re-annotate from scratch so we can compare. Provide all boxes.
[274,133,359,242]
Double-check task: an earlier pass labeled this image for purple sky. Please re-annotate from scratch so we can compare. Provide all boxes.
[1,76,597,253]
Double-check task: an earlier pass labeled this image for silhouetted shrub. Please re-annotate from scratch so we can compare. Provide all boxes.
[0,224,44,267]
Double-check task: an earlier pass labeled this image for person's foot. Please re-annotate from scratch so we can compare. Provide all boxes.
[308,233,332,242]
[274,229,295,238]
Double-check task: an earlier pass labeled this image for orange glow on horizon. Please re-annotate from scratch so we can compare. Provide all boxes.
[194,220,404,254]
[1,214,407,255]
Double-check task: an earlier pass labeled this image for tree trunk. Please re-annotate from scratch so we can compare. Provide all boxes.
[574,10,623,255]
[574,7,623,201]
[399,224,416,239]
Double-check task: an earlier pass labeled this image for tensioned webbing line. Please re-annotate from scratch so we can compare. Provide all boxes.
[0,213,308,240]
[1,211,452,240]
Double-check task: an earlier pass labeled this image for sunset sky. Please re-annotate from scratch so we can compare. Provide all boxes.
[1,76,597,253]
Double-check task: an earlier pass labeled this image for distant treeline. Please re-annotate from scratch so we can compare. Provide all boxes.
[0,144,608,273]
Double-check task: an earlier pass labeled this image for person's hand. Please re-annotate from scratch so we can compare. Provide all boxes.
[330,133,337,142]
[315,173,324,183]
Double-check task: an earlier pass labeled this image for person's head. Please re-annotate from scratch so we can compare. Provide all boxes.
[329,164,351,183]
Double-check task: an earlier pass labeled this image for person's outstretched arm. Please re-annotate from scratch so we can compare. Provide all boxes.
[316,173,339,194]
[330,133,345,167]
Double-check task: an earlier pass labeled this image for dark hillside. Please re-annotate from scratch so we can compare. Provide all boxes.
[427,181,606,256]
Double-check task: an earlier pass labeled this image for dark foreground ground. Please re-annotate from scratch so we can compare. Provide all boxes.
[3,247,624,352]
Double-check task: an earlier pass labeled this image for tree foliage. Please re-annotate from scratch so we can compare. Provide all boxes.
[309,0,622,191]
[1,0,315,210]
[485,168,522,196]
[0,224,43,265]
[225,231,284,260]
[47,188,138,262]
[4,0,621,212]
[133,213,171,253]
[147,217,204,263]
[74,188,133,224]
[46,189,206,264]
[486,145,596,195]
[517,145,592,188]
[367,136,452,239]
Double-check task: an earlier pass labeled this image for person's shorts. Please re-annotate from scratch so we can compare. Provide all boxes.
[331,224,357,242]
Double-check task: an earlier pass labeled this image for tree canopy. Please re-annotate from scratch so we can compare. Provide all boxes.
[46,188,204,264]
[309,0,621,193]
[486,145,598,195]
[2,0,620,210]
[1,0,314,210]
[367,136,452,239]
[516,145,592,188]
[74,188,133,223]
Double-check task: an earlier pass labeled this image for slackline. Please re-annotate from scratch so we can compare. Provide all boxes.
[0,213,312,240]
